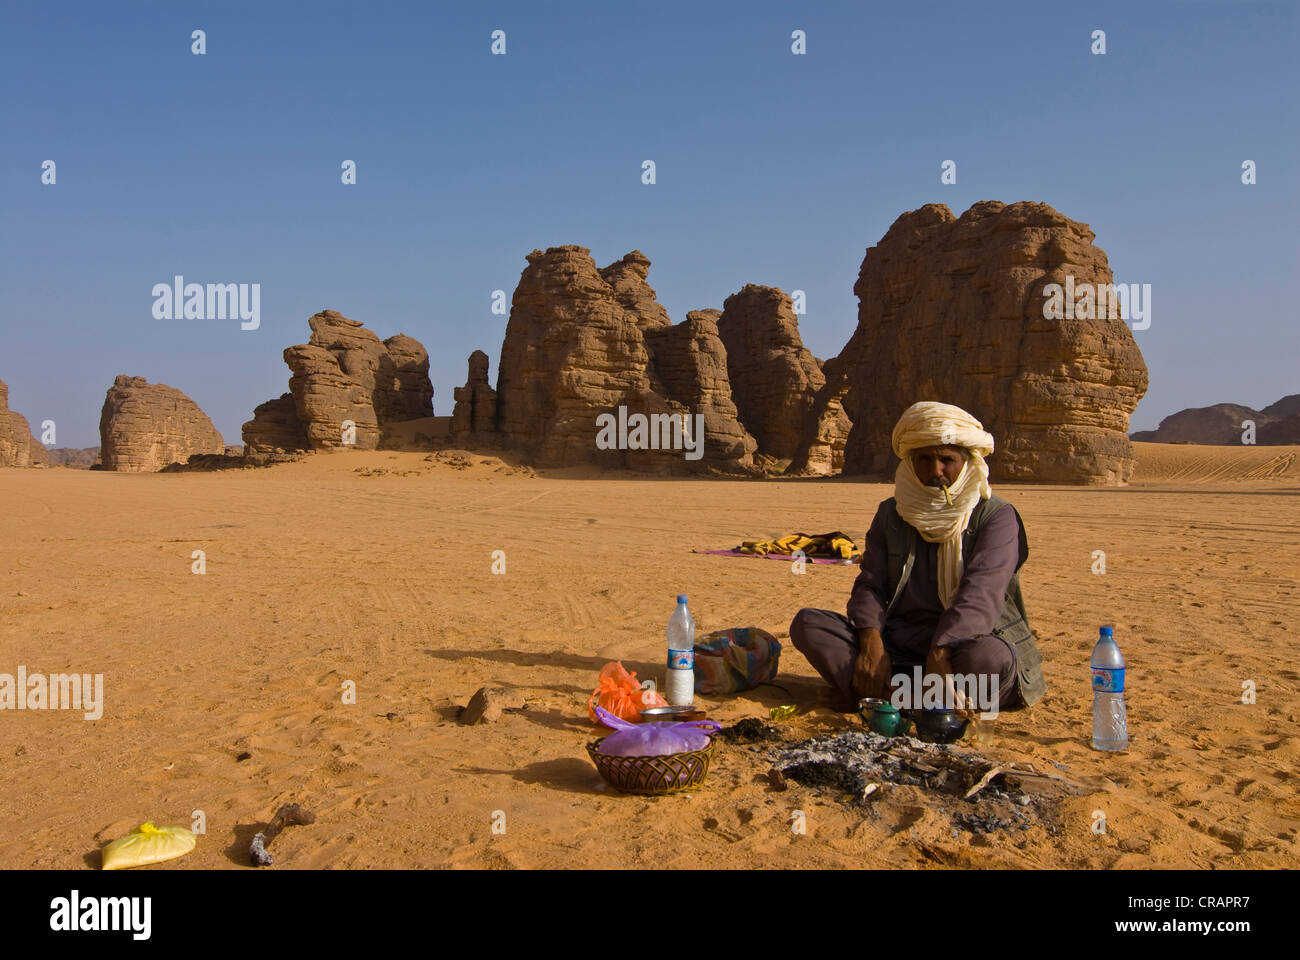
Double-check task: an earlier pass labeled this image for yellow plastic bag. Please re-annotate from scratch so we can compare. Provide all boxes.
[101,822,196,870]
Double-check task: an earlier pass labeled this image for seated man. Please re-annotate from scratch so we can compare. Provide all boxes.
[790,401,1046,713]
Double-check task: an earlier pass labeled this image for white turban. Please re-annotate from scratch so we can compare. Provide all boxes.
[890,401,995,609]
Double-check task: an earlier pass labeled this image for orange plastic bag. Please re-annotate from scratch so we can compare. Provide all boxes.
[587,661,667,725]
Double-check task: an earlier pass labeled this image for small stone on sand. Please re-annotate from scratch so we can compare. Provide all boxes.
[459,686,524,725]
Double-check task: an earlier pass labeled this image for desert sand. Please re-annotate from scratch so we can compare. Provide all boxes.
[1,442,1297,869]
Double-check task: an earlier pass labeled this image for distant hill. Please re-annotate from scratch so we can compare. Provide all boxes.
[1258,413,1300,444]
[46,445,244,469]
[1260,395,1300,420]
[47,446,100,468]
[1130,395,1300,444]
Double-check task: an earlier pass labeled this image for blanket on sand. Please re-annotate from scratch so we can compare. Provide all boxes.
[695,531,860,564]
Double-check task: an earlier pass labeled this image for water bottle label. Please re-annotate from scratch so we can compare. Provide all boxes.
[668,649,694,670]
[1092,667,1125,693]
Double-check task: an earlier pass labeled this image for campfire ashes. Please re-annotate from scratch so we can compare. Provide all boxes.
[768,730,1072,836]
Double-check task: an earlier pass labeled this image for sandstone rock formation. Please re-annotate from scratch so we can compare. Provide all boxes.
[26,433,49,467]
[1130,395,1300,445]
[643,310,757,466]
[492,246,757,472]
[599,250,672,331]
[242,311,434,453]
[495,246,647,466]
[717,285,829,463]
[0,378,48,468]
[451,350,498,440]
[285,342,381,449]
[98,375,225,472]
[789,356,853,475]
[383,334,435,421]
[793,201,1148,484]
[160,450,301,473]
[242,395,309,455]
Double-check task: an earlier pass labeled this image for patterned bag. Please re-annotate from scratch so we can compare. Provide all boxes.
[693,626,782,695]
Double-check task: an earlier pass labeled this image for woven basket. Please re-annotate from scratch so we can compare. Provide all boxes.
[587,738,716,795]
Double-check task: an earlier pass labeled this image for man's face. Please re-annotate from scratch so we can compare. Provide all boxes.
[910,445,966,488]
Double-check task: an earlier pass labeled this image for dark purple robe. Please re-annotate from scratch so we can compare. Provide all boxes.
[846,498,1023,662]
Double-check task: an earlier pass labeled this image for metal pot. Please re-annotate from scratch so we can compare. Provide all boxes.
[909,708,969,744]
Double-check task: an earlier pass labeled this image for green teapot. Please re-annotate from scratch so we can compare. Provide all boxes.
[860,699,911,737]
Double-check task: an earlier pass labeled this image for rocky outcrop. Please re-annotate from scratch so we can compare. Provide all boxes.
[789,356,853,475]
[1130,395,1300,445]
[285,342,381,449]
[794,201,1148,484]
[495,246,664,467]
[242,311,435,453]
[599,250,672,331]
[22,426,49,467]
[98,375,225,472]
[0,379,48,468]
[717,285,826,463]
[242,394,310,455]
[383,334,435,421]
[492,246,761,472]
[451,351,498,440]
[643,310,757,466]
[160,450,302,473]
[302,311,400,432]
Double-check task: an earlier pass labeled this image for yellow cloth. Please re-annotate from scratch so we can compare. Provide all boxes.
[739,532,857,560]
[890,401,995,608]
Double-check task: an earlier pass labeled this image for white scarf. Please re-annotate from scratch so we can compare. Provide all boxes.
[890,401,995,609]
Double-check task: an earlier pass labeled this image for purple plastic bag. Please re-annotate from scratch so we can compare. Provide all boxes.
[594,706,721,756]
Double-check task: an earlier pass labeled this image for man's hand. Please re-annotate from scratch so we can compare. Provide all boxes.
[925,644,960,708]
[852,628,892,699]
[924,643,952,679]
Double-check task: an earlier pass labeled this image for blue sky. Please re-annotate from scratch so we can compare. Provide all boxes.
[2,0,1296,447]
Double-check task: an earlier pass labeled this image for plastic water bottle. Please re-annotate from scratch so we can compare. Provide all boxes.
[1091,626,1128,751]
[666,595,695,706]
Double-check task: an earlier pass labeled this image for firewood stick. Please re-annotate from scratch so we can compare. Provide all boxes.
[1006,764,1078,784]
[963,764,1006,799]
[1002,764,1091,792]
[249,803,316,866]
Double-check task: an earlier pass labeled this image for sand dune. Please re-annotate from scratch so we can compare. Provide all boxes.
[1,443,1297,869]
[1130,441,1299,484]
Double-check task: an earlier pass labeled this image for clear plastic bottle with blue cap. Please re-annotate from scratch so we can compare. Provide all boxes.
[665,594,695,706]
[1091,626,1128,751]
